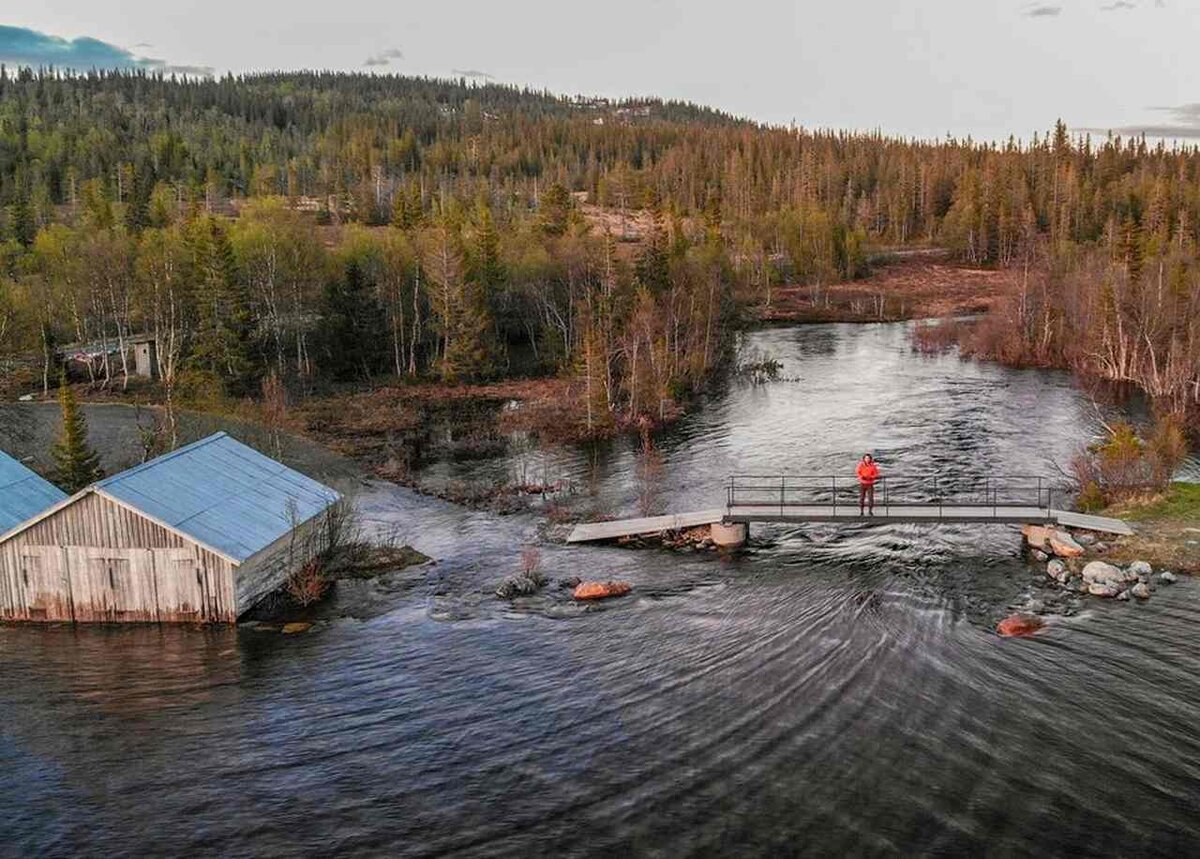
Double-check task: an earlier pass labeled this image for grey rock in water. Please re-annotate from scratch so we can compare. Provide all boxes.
[1026,599,1046,614]
[1075,533,1098,546]
[1116,590,1131,601]
[1131,583,1151,600]
[1047,559,1069,583]
[1159,571,1178,585]
[1082,561,1124,588]
[1033,549,1050,563]
[1088,582,1122,598]
[1128,560,1153,578]
[496,570,548,599]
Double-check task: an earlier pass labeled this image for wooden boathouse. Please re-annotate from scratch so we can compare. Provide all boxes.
[0,433,341,624]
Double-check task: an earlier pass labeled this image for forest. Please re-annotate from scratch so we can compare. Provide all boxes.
[0,68,1197,441]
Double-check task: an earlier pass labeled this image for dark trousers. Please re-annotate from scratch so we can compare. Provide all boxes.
[859,483,875,512]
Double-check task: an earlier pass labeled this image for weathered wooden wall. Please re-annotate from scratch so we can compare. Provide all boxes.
[0,492,237,623]
[235,511,328,614]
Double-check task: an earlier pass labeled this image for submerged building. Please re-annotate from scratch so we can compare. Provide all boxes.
[0,433,341,624]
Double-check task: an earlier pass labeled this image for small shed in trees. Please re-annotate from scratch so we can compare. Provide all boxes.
[0,433,341,624]
[0,451,68,535]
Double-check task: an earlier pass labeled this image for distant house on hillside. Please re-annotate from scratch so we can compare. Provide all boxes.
[0,451,67,535]
[0,433,341,624]
[58,334,158,380]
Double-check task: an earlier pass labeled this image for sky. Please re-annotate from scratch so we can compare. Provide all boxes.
[2,1,1196,142]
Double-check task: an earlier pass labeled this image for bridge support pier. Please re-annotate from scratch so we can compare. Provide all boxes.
[713,521,748,548]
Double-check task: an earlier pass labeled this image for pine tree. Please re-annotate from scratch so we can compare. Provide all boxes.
[316,260,388,382]
[52,377,103,493]
[538,182,572,236]
[185,216,257,394]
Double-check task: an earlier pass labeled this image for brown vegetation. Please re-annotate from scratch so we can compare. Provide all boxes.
[760,253,1016,324]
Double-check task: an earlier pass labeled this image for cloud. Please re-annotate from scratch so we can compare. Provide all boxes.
[0,25,211,75]
[451,68,494,80]
[1082,104,1200,139]
[1023,4,1062,16]
[1099,1,1137,9]
[363,48,403,67]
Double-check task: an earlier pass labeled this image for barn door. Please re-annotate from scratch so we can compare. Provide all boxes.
[13,547,70,622]
[152,548,208,623]
[66,548,158,622]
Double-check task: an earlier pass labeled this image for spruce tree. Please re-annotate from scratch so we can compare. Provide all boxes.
[317,261,388,382]
[52,377,103,493]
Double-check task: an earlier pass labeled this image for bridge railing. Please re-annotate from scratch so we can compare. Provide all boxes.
[726,474,1068,517]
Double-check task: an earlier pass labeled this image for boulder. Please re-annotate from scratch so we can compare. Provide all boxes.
[1128,561,1153,578]
[1022,524,1053,551]
[282,622,312,634]
[496,570,548,599]
[1024,525,1086,558]
[1033,549,1050,563]
[1093,542,1109,553]
[1088,582,1121,598]
[574,580,633,601]
[1048,531,1086,558]
[1158,571,1178,585]
[1116,590,1130,601]
[1131,583,1151,600]
[1082,561,1124,588]
[997,613,1045,638]
[1047,559,1069,583]
[1075,533,1098,546]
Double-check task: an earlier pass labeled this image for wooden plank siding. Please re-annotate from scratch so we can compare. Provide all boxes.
[0,492,237,624]
[235,512,327,614]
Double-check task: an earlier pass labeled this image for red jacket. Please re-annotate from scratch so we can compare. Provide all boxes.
[856,461,880,485]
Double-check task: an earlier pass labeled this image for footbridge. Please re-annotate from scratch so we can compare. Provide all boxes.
[566,474,1134,544]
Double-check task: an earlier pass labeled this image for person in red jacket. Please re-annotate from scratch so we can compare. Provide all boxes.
[856,453,880,516]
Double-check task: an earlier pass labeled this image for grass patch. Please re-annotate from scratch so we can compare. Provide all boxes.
[1109,482,1200,523]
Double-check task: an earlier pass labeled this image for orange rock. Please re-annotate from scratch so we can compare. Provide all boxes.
[996,614,1044,638]
[574,581,633,601]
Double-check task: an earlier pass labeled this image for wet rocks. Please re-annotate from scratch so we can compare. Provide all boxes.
[997,613,1045,637]
[1131,583,1151,600]
[1033,549,1050,563]
[1075,533,1098,546]
[1082,561,1125,589]
[1088,582,1122,598]
[1128,560,1153,578]
[496,569,548,599]
[1023,525,1084,558]
[1116,590,1131,601]
[1047,559,1069,583]
[1159,571,1178,585]
[282,622,313,634]
[574,581,633,601]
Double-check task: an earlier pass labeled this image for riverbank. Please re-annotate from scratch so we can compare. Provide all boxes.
[1093,483,1200,574]
[756,252,1016,324]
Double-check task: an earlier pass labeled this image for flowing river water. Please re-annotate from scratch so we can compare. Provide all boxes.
[3,322,1199,857]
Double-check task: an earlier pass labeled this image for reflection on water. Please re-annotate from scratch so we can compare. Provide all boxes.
[2,322,1199,857]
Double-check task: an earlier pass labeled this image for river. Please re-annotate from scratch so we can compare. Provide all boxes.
[2,322,1199,857]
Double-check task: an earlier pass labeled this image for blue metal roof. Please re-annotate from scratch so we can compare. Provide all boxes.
[96,433,341,563]
[0,451,68,535]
